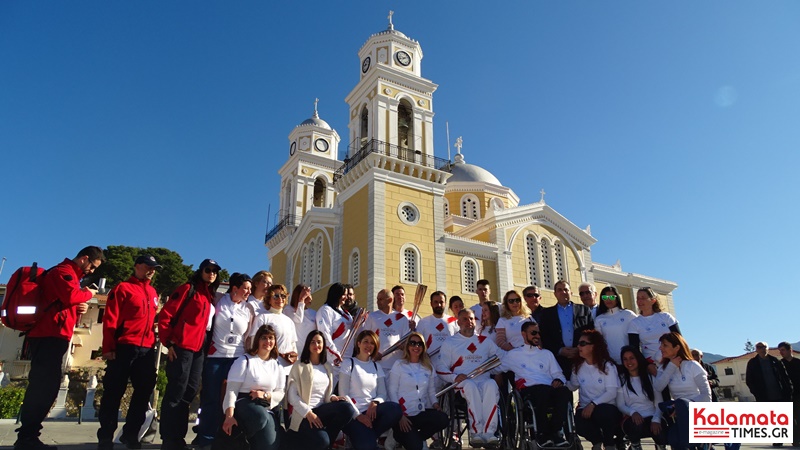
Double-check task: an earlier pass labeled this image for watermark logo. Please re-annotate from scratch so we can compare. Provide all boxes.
[690,402,793,444]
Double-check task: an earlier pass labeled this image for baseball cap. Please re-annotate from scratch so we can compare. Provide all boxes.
[199,259,221,272]
[134,255,162,269]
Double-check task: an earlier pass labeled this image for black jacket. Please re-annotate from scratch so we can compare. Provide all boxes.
[539,302,594,377]
[746,354,793,402]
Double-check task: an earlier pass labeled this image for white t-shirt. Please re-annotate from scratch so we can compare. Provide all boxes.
[207,294,252,359]
[283,303,317,349]
[567,361,619,408]
[496,315,529,349]
[654,360,711,402]
[224,354,285,411]
[595,308,638,364]
[415,314,458,354]
[249,309,298,355]
[628,312,678,362]
[616,375,662,421]
[363,310,410,372]
[338,357,387,413]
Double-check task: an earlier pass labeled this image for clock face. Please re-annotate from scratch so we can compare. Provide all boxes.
[362,56,371,73]
[314,138,329,152]
[289,141,296,156]
[395,51,411,67]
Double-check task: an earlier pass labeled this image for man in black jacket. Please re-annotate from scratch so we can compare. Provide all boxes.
[778,342,800,447]
[746,342,793,447]
[538,280,594,377]
[692,349,720,402]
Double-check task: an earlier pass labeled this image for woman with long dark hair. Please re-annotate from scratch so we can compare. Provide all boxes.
[194,272,253,449]
[617,346,666,450]
[315,282,353,365]
[221,325,285,450]
[248,284,298,373]
[567,330,622,450]
[285,330,357,450]
[157,259,221,450]
[595,286,637,365]
[653,332,711,450]
[387,332,448,450]
[284,284,316,350]
[339,330,403,450]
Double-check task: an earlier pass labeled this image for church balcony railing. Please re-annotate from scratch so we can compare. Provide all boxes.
[264,214,298,244]
[333,139,451,182]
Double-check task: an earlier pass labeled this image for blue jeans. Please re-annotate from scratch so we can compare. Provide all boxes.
[666,398,692,450]
[343,402,403,450]
[393,409,449,450]
[234,398,281,450]
[285,401,357,450]
[196,357,236,444]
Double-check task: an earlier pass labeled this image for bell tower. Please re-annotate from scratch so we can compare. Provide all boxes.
[344,11,437,157]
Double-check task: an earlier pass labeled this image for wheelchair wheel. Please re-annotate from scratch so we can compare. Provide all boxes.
[504,389,525,450]
[438,389,467,450]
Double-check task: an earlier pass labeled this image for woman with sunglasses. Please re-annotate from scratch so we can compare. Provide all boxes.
[567,330,621,450]
[285,330,358,450]
[157,259,221,450]
[628,288,680,375]
[496,290,532,351]
[387,332,448,450]
[594,286,637,365]
[339,330,403,450]
[284,284,316,349]
[248,284,299,373]
[222,324,285,450]
[617,346,667,450]
[194,272,254,449]
[653,332,711,450]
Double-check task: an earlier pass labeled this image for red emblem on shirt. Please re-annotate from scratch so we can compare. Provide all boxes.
[398,397,406,412]
[384,318,393,327]
[426,335,433,347]
[332,322,346,340]
[435,323,445,331]
[467,343,478,353]
[477,335,487,344]
[447,317,457,323]
[396,313,404,321]
[450,356,464,372]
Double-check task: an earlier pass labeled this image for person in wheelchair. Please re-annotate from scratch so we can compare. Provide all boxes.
[500,321,573,447]
[436,309,507,445]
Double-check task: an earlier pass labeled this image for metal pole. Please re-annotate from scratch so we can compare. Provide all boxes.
[78,401,83,424]
[0,257,6,278]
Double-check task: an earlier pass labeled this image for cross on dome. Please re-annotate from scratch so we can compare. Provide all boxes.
[388,10,394,30]
[455,136,463,154]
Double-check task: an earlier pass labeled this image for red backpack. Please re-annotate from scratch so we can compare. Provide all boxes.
[1,262,55,332]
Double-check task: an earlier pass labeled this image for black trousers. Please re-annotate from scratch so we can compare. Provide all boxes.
[521,384,573,439]
[393,409,450,450]
[575,403,621,446]
[97,344,157,442]
[621,415,667,445]
[160,346,204,442]
[17,337,69,440]
[285,401,358,450]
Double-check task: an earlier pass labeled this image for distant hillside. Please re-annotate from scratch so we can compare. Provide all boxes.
[704,352,728,363]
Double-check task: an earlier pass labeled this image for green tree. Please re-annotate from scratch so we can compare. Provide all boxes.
[89,246,193,301]
[744,339,755,352]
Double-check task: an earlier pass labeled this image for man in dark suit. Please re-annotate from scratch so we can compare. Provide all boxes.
[539,280,594,377]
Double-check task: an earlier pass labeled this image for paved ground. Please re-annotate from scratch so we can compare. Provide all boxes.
[0,419,793,450]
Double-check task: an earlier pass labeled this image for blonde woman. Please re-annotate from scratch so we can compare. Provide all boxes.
[495,290,531,350]
[387,332,448,450]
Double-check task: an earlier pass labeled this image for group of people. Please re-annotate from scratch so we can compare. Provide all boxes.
[11,247,792,450]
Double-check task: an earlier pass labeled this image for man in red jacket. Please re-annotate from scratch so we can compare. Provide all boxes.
[15,246,104,450]
[97,255,162,450]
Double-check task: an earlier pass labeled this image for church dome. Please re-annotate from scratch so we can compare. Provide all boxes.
[447,153,502,186]
[296,100,332,130]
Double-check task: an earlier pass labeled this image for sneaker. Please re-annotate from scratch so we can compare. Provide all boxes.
[539,438,555,447]
[485,434,501,445]
[118,435,141,450]
[384,430,397,450]
[629,442,642,450]
[429,435,444,449]
[14,438,58,450]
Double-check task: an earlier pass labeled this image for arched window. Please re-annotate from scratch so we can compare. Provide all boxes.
[554,241,567,283]
[400,244,420,283]
[526,233,539,286]
[397,100,414,150]
[301,244,311,287]
[360,106,369,148]
[350,249,360,287]
[460,194,479,220]
[461,257,479,294]
[443,199,450,217]
[314,235,323,290]
[540,238,553,289]
[312,177,326,208]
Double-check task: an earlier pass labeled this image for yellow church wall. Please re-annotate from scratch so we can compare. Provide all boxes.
[340,187,371,302]
[270,252,287,287]
[382,183,438,287]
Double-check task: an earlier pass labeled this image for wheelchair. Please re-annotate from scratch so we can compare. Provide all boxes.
[437,383,506,449]
[503,384,580,450]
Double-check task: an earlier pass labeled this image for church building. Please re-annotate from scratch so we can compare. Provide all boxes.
[264,16,677,316]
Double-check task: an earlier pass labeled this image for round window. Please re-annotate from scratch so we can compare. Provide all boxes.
[397,202,420,225]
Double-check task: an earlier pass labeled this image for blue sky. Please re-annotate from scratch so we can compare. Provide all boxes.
[1,2,798,357]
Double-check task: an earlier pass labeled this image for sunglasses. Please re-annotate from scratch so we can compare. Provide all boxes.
[507,297,522,304]
[524,293,541,298]
[601,295,617,301]
[527,330,540,336]
[272,293,287,299]
[577,341,592,347]
[579,291,593,296]
[203,268,219,274]
[407,341,424,348]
